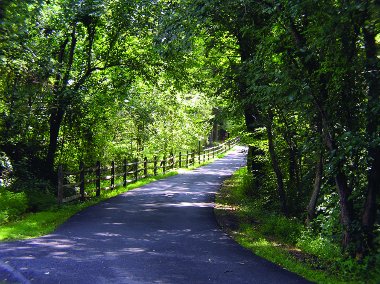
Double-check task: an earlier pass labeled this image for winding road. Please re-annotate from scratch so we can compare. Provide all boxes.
[0,146,310,283]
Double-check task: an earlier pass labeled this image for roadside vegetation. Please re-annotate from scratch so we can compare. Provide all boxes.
[215,167,380,284]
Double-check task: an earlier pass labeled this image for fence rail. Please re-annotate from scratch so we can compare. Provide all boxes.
[57,137,240,204]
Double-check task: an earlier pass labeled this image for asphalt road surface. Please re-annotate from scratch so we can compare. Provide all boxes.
[0,146,311,284]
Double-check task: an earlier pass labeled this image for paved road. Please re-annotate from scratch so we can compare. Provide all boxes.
[0,147,310,284]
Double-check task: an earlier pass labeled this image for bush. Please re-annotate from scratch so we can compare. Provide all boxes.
[24,188,57,212]
[297,230,341,261]
[0,189,28,224]
[11,179,56,212]
[260,214,303,245]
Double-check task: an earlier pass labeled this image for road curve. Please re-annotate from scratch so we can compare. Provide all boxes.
[0,146,310,284]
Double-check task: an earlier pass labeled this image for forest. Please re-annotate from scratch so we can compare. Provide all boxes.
[0,0,379,282]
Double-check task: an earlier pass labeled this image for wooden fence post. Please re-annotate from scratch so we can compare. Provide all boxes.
[186,151,189,168]
[198,141,201,165]
[123,158,127,187]
[96,161,101,196]
[192,150,195,166]
[154,156,157,176]
[144,157,148,177]
[170,152,174,169]
[111,161,115,190]
[57,165,63,205]
[179,152,182,168]
[163,157,166,174]
[134,158,138,181]
[80,162,85,202]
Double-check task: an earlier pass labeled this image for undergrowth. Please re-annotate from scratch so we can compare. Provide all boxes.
[215,167,380,284]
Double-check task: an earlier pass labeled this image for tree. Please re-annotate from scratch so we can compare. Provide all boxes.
[1,0,160,179]
[181,0,379,256]
[0,0,217,185]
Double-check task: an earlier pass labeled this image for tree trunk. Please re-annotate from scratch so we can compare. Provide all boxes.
[45,106,65,180]
[288,143,300,205]
[306,152,323,225]
[335,170,355,250]
[322,115,355,251]
[361,26,380,253]
[306,114,324,224]
[266,110,288,215]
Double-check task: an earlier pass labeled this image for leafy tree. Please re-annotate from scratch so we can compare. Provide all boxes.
[0,0,217,183]
[180,0,379,258]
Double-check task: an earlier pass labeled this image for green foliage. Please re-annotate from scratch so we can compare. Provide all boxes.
[0,0,222,181]
[0,189,28,224]
[261,215,303,245]
[313,191,342,238]
[180,0,380,259]
[0,208,83,241]
[217,166,380,283]
[298,230,380,283]
[24,188,57,212]
[297,231,341,261]
[10,178,56,212]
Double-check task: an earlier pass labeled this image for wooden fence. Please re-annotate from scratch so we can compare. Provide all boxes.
[57,137,240,204]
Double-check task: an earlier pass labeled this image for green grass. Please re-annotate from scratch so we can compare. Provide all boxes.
[234,225,346,284]
[214,167,379,284]
[0,206,85,241]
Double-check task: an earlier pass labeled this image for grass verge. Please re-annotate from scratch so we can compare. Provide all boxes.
[214,167,379,284]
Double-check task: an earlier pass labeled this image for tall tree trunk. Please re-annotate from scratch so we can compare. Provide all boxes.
[306,114,324,224]
[361,26,380,253]
[335,170,355,250]
[322,114,355,251]
[45,106,65,180]
[244,104,261,174]
[266,110,288,215]
[306,151,323,225]
[43,27,75,181]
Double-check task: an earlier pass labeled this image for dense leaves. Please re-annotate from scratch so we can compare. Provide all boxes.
[0,0,218,178]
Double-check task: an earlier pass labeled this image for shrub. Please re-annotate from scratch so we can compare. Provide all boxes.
[24,188,57,212]
[0,189,28,224]
[260,214,303,245]
[11,179,56,212]
[297,230,341,261]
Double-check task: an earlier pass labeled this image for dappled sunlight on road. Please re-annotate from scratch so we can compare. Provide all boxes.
[141,202,215,208]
